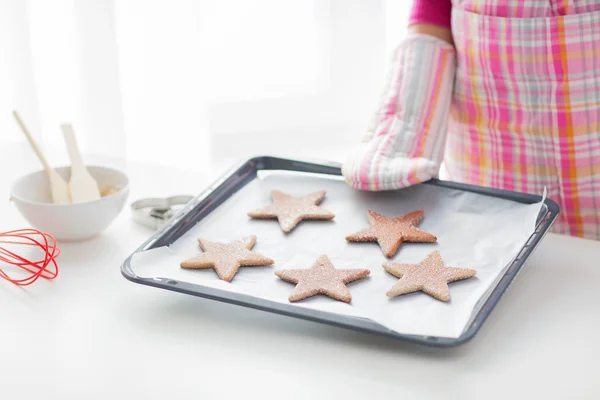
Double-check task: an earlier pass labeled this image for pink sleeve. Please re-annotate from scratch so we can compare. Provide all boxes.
[408,0,452,29]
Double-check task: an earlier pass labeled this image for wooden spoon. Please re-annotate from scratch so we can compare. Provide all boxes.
[61,124,100,203]
[12,111,71,204]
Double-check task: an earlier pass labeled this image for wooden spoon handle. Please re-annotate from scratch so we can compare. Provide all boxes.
[12,111,51,172]
[61,124,85,171]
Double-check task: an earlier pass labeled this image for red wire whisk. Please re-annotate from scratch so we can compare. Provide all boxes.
[0,229,59,286]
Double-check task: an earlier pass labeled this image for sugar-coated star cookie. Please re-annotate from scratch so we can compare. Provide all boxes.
[383,251,476,301]
[248,190,334,232]
[180,235,273,282]
[275,254,369,303]
[346,210,436,258]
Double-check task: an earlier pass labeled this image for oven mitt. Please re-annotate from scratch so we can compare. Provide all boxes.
[342,33,456,191]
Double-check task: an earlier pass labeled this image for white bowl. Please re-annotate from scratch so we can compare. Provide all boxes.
[10,166,130,242]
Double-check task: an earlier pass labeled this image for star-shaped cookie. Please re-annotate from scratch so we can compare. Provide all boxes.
[248,190,335,232]
[346,210,436,258]
[383,251,476,301]
[275,255,370,303]
[180,235,274,282]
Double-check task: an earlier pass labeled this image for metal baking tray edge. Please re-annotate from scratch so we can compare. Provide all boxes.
[121,156,559,348]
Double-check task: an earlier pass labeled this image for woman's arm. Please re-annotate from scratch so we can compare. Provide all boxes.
[408,23,453,45]
[408,0,453,44]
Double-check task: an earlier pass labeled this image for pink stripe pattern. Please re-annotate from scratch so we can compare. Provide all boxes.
[342,34,456,191]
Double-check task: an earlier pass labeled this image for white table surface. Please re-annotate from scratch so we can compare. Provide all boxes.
[1,143,598,399]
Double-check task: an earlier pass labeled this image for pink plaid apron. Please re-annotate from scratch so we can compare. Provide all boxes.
[445,0,600,239]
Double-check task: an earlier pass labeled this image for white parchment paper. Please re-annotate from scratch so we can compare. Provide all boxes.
[130,172,543,338]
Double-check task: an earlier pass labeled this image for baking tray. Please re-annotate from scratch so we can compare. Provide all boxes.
[121,156,559,347]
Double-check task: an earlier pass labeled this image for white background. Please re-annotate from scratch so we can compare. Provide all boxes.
[0,0,410,172]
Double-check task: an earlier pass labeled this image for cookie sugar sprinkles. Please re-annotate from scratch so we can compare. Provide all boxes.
[180,235,274,282]
[384,251,476,302]
[346,210,437,258]
[275,255,370,303]
[248,190,334,232]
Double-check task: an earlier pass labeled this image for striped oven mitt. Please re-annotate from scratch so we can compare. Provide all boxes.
[342,33,456,191]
